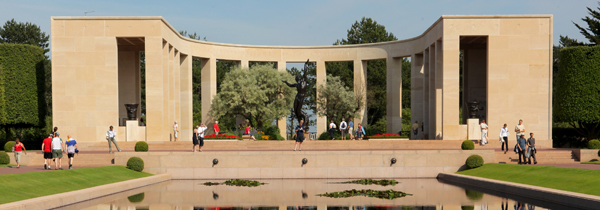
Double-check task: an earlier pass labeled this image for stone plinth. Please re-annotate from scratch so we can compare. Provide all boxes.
[126,120,146,142]
[467,118,480,140]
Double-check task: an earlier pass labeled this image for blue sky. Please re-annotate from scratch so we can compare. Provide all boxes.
[0,0,597,47]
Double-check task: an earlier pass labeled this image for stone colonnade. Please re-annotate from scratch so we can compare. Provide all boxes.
[51,15,553,146]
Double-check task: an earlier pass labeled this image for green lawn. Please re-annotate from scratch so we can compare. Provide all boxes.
[0,164,19,167]
[0,166,152,204]
[457,163,600,196]
[582,161,600,164]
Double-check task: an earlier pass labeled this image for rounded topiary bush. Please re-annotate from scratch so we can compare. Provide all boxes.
[465,189,484,201]
[461,206,474,210]
[126,157,144,172]
[135,141,149,152]
[4,141,15,152]
[127,192,145,203]
[461,140,474,150]
[0,151,9,164]
[466,155,484,169]
[588,139,600,149]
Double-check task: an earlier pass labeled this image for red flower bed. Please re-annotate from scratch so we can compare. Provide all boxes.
[366,134,408,139]
[204,134,242,140]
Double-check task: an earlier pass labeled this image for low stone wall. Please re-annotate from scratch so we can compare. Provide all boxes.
[0,174,171,210]
[437,173,600,210]
[114,150,495,179]
[573,149,599,162]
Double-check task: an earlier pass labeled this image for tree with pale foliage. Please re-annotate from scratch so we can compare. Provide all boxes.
[209,65,295,129]
[316,75,365,123]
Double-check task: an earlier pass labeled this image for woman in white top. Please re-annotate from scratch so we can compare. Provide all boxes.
[173,121,179,141]
[480,120,488,146]
[500,123,509,153]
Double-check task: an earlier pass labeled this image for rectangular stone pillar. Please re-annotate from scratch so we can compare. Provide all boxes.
[180,54,192,142]
[442,36,460,140]
[145,37,165,141]
[276,60,287,139]
[423,48,430,139]
[435,40,443,139]
[201,57,217,126]
[316,61,327,136]
[386,57,402,134]
[411,53,424,139]
[173,50,181,136]
[162,43,171,141]
[428,44,436,139]
[354,60,368,126]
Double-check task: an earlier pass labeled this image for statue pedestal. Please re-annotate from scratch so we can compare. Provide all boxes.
[467,118,481,141]
[126,120,146,142]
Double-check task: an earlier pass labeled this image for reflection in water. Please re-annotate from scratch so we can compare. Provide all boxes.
[65,179,560,210]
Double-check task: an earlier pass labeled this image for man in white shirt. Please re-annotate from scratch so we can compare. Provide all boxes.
[480,120,488,146]
[51,132,64,170]
[197,123,207,152]
[106,125,121,154]
[515,119,525,143]
[340,118,348,140]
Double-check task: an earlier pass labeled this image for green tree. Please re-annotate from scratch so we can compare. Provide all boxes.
[209,64,295,129]
[326,17,398,125]
[316,75,365,124]
[573,2,600,45]
[555,46,600,140]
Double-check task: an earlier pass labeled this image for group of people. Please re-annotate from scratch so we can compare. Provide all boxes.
[41,127,79,170]
[484,119,537,164]
[192,123,208,152]
[328,118,366,140]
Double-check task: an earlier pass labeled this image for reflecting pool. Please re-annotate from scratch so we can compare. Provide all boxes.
[57,179,579,210]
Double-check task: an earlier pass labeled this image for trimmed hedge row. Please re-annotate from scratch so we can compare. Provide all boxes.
[0,44,46,127]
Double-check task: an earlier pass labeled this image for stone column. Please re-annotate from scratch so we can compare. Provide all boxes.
[386,57,402,134]
[201,57,217,126]
[173,50,181,136]
[144,37,165,141]
[163,43,172,141]
[428,44,436,139]
[435,40,443,139]
[422,48,430,139]
[442,36,460,140]
[411,53,424,139]
[180,54,192,142]
[354,60,368,126]
[316,61,327,136]
[276,60,287,139]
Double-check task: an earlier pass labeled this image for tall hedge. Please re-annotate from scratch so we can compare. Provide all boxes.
[555,46,600,140]
[0,44,46,128]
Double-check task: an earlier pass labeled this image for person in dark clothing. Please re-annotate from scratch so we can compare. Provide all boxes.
[294,120,306,151]
[527,132,537,164]
[517,134,527,164]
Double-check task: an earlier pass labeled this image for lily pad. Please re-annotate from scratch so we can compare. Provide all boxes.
[202,179,266,187]
[317,189,411,200]
[332,179,399,186]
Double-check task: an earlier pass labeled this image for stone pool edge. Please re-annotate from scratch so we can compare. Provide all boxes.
[0,173,171,210]
[437,172,600,210]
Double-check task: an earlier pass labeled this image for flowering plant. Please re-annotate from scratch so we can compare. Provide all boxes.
[204,134,243,140]
[366,134,408,139]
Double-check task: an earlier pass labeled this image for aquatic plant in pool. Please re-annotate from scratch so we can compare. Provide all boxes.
[332,179,399,186]
[202,179,266,187]
[317,189,411,200]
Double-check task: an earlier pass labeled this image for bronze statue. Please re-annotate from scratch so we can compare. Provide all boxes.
[283,59,310,125]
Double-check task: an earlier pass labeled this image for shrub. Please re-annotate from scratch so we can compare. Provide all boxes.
[204,134,242,140]
[134,141,148,152]
[263,124,285,140]
[126,157,144,172]
[4,141,15,152]
[318,131,341,140]
[127,193,145,203]
[461,206,474,210]
[466,155,484,169]
[588,139,600,149]
[598,149,600,157]
[461,140,474,150]
[0,151,9,164]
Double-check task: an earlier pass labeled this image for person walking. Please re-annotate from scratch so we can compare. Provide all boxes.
[480,120,488,146]
[348,118,354,140]
[192,127,199,152]
[51,133,64,170]
[42,133,53,170]
[412,121,419,139]
[106,126,121,154]
[500,124,509,153]
[517,134,527,164]
[329,120,337,140]
[294,120,307,151]
[198,123,207,151]
[13,138,26,169]
[65,135,78,169]
[214,121,220,135]
[173,121,179,141]
[527,132,537,164]
[340,118,348,140]
[515,119,525,144]
[357,123,365,140]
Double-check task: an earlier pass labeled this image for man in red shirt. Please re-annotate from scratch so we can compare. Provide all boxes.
[41,133,53,170]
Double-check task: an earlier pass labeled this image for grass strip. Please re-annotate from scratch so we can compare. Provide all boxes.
[0,164,18,167]
[582,161,600,164]
[457,163,600,196]
[0,166,151,204]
